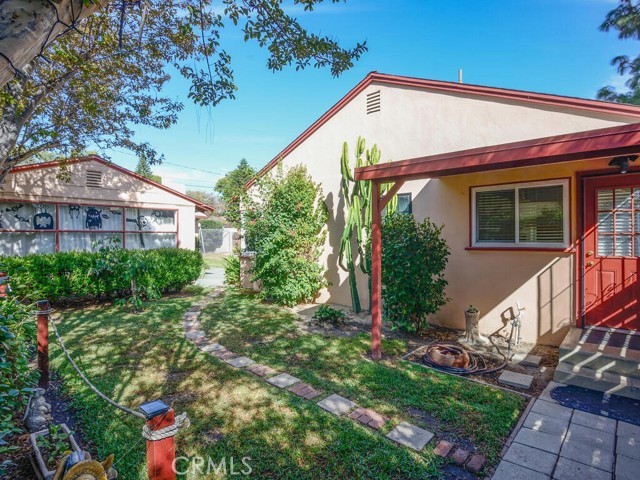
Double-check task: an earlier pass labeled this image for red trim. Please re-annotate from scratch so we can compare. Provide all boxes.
[246,71,640,189]
[355,122,640,182]
[9,156,214,213]
[465,247,575,253]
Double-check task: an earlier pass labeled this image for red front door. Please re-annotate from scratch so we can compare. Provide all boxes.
[583,174,640,329]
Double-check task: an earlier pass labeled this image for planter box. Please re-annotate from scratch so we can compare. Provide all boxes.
[29,423,81,480]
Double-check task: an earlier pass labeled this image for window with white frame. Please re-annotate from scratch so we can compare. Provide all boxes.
[471,180,569,248]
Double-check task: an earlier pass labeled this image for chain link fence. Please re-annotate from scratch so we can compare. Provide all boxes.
[199,228,236,254]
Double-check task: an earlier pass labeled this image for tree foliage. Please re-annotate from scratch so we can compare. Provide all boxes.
[135,154,161,183]
[0,0,366,181]
[243,164,327,306]
[381,213,450,334]
[215,158,256,226]
[598,0,640,103]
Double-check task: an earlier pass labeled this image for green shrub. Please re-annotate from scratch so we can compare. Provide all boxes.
[199,219,224,229]
[312,304,346,325]
[223,255,240,286]
[0,295,37,475]
[381,213,450,333]
[0,248,204,305]
[244,164,328,306]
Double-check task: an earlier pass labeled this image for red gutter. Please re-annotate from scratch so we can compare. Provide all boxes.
[245,72,640,189]
[354,122,640,183]
[10,156,215,213]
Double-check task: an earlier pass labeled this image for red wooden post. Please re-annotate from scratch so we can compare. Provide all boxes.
[36,300,51,389]
[141,401,176,480]
[371,181,382,360]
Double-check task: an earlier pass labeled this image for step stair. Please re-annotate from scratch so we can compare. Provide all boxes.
[553,327,640,400]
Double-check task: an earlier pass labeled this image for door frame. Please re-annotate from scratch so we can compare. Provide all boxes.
[576,168,640,329]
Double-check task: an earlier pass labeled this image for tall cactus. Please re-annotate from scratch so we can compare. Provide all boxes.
[339,137,397,313]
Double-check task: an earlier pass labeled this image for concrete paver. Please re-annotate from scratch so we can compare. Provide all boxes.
[559,439,614,472]
[514,427,564,454]
[502,442,557,475]
[266,373,301,389]
[492,461,550,480]
[570,410,616,433]
[552,457,611,480]
[386,422,434,451]
[498,370,534,389]
[317,394,358,416]
[615,453,640,480]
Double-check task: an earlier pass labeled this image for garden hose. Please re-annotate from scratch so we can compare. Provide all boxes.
[420,342,508,376]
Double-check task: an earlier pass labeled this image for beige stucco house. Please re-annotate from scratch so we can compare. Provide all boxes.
[248,72,640,350]
[0,156,213,255]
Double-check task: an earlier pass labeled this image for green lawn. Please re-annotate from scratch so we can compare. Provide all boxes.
[50,288,524,479]
[202,252,230,269]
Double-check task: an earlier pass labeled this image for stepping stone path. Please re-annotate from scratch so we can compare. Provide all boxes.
[511,353,543,367]
[498,370,534,389]
[178,289,490,462]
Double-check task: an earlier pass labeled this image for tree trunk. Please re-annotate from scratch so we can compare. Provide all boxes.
[0,0,107,87]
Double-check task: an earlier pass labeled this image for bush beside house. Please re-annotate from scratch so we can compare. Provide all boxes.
[382,213,450,333]
[244,165,328,306]
[1,248,204,304]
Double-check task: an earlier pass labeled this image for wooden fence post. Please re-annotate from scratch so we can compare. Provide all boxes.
[140,400,177,480]
[36,299,51,389]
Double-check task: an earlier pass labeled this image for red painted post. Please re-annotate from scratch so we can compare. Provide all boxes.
[371,181,382,360]
[36,300,51,389]
[145,406,176,480]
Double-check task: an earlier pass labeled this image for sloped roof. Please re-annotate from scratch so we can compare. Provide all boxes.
[354,122,640,182]
[9,156,215,213]
[245,71,640,189]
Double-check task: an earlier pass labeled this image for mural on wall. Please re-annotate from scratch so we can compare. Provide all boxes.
[67,205,80,219]
[85,208,109,230]
[109,209,122,217]
[33,204,54,230]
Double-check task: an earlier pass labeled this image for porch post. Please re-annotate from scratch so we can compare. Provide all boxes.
[371,180,382,360]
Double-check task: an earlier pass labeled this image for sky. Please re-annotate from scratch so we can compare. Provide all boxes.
[105,0,636,194]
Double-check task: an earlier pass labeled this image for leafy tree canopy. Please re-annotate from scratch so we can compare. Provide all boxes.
[0,0,366,182]
[598,0,640,103]
[215,159,256,225]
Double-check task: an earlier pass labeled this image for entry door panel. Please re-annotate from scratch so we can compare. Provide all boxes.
[584,175,640,329]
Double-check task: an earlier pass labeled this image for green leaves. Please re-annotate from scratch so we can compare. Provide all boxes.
[243,164,327,306]
[381,213,450,334]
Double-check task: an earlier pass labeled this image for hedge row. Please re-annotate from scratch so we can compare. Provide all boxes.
[0,248,204,303]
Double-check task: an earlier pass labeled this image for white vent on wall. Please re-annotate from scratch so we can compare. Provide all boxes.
[366,90,381,114]
[86,170,103,188]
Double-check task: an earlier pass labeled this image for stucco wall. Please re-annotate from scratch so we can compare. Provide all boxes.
[250,82,640,344]
[1,159,197,250]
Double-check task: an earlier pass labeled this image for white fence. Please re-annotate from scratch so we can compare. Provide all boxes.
[199,228,236,254]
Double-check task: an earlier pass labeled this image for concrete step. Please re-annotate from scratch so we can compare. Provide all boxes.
[553,362,640,400]
[559,328,640,378]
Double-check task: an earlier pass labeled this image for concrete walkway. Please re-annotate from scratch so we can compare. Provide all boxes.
[493,382,639,480]
[195,267,225,288]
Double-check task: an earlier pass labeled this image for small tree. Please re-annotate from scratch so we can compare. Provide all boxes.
[216,159,257,227]
[381,213,450,333]
[244,164,327,306]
